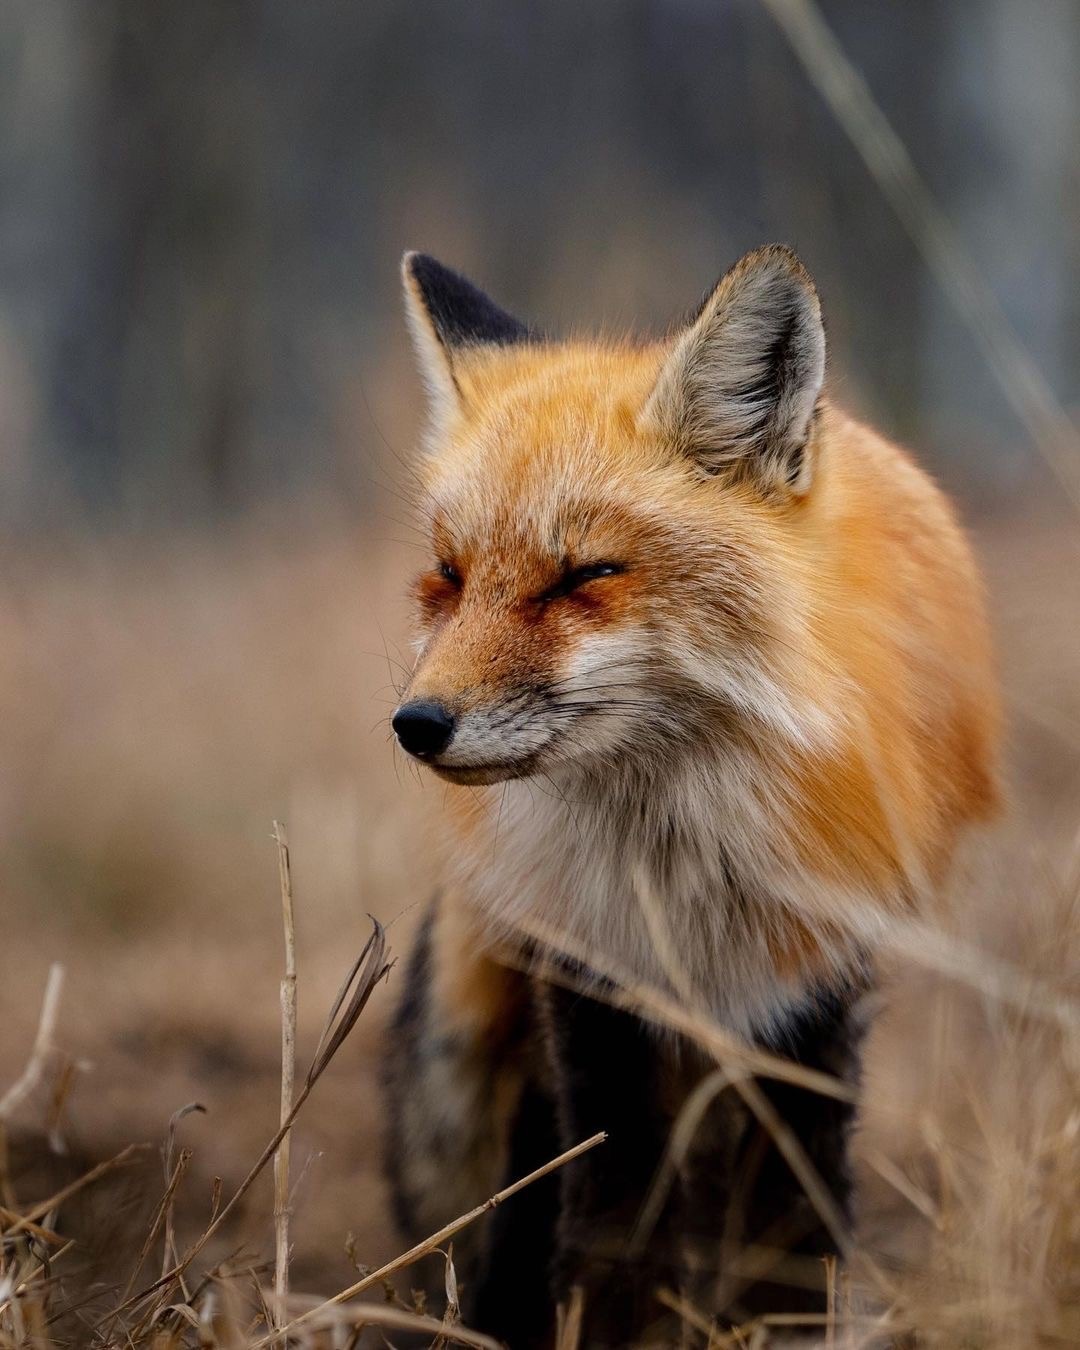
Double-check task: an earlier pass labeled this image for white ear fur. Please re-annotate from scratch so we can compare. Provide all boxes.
[402,253,459,433]
[401,252,532,439]
[643,246,826,494]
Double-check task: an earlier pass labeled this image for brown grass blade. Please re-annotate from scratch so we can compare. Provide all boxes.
[249,1130,607,1348]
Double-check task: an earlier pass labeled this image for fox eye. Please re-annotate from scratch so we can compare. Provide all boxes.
[438,560,462,587]
[540,561,624,602]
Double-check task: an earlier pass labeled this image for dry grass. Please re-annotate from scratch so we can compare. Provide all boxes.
[0,890,599,1347]
[856,863,1080,1347]
[1,503,1079,1345]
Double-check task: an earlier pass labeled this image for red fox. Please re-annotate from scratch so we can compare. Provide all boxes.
[383,246,1000,1346]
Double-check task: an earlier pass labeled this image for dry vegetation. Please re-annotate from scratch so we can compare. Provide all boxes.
[1,502,1079,1346]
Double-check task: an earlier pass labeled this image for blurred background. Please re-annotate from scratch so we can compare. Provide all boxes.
[1,0,1079,1333]
[3,0,1079,521]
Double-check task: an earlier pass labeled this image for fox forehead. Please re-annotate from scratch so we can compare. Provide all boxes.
[419,340,717,559]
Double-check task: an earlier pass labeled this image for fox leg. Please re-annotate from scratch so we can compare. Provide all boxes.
[382,893,539,1323]
[540,976,867,1343]
[681,983,868,1326]
[539,978,684,1347]
[468,1075,562,1348]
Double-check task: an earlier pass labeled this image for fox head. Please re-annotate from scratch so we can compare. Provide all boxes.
[391,247,830,786]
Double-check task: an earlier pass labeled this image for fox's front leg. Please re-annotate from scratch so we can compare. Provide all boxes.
[540,978,684,1347]
[679,982,868,1326]
[382,893,535,1318]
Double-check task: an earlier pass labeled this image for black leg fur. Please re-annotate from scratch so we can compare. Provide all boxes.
[385,917,867,1348]
[539,978,685,1347]
[681,985,868,1325]
[468,1079,562,1349]
[382,900,532,1322]
[539,978,868,1345]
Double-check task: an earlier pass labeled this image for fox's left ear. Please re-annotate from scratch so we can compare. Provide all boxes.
[402,252,532,430]
[643,246,825,495]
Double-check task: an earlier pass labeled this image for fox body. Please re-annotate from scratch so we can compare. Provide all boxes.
[383,247,999,1345]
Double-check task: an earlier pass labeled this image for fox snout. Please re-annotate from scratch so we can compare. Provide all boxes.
[391,699,455,758]
[390,682,555,784]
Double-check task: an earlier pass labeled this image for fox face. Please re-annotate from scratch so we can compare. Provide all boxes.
[393,248,831,786]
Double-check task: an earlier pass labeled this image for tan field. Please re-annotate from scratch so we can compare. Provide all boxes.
[1,498,1079,1346]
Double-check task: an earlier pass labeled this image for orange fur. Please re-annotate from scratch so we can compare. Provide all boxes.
[395,250,1000,1019]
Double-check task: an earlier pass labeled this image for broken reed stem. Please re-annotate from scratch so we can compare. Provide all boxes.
[249,1130,607,1349]
[114,920,390,1321]
[264,1290,504,1349]
[162,1102,204,1299]
[272,820,297,1338]
[0,964,65,1122]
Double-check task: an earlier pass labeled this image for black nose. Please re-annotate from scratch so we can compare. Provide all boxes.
[392,700,456,758]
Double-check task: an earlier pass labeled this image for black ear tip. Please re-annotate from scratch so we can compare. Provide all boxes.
[401,252,532,348]
[402,251,464,290]
[402,250,443,287]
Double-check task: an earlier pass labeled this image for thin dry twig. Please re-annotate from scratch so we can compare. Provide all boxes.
[114,919,392,1320]
[267,1288,504,1349]
[248,1130,607,1349]
[163,1103,206,1290]
[760,0,1080,511]
[271,820,297,1338]
[0,964,65,1122]
[554,1285,585,1350]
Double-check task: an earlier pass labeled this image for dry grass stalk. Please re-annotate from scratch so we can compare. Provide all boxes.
[824,1253,837,1350]
[513,914,854,1106]
[554,1284,585,1350]
[270,820,296,1338]
[0,964,64,1124]
[760,0,1080,510]
[112,918,392,1326]
[163,1103,206,1292]
[266,1287,503,1348]
[248,1129,607,1348]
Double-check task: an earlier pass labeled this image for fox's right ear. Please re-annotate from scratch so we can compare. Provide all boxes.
[402,252,531,431]
[642,246,825,496]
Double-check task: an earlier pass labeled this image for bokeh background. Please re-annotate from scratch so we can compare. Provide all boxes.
[2,0,1079,1335]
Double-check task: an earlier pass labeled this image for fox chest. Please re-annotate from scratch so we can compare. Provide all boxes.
[449,781,826,1040]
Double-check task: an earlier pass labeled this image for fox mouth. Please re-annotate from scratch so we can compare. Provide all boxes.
[426,754,541,786]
